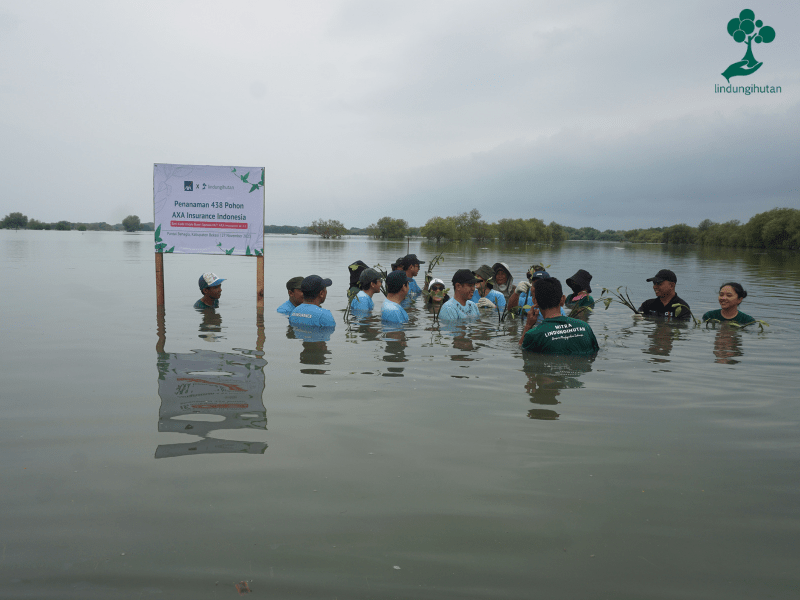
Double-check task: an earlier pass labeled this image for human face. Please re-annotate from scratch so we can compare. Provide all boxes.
[288,288,304,306]
[494,270,507,285]
[407,263,420,277]
[474,276,487,295]
[430,284,445,303]
[652,280,674,299]
[205,284,222,300]
[718,285,742,311]
[370,279,382,293]
[454,281,475,302]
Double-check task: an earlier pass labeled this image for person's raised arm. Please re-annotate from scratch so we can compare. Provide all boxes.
[509,280,529,310]
[518,304,539,346]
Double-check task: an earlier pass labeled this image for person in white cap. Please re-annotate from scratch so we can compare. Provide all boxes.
[194,272,225,309]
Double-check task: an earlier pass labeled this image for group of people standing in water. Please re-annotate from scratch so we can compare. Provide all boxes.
[195,253,756,355]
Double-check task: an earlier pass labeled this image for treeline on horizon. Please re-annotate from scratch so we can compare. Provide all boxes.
[341,208,800,251]
[0,212,154,232]
[3,207,798,250]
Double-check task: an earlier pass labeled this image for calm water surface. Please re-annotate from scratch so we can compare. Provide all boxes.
[2,231,800,599]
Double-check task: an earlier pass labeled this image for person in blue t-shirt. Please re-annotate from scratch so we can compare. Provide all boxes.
[351,268,382,312]
[288,275,336,328]
[399,254,426,297]
[194,272,225,310]
[438,269,481,321]
[381,270,410,324]
[471,264,507,311]
[277,276,305,315]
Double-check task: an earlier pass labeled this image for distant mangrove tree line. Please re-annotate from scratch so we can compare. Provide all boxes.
[3,207,798,250]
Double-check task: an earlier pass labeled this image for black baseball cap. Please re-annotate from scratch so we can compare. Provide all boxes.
[358,268,381,286]
[452,269,477,285]
[400,254,425,267]
[301,275,332,294]
[286,276,304,291]
[646,269,677,284]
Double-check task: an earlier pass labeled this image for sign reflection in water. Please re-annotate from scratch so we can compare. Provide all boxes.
[155,310,267,458]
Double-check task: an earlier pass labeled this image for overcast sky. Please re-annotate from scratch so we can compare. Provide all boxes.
[1,0,798,230]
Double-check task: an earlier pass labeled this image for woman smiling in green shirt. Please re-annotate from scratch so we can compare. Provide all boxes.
[702,282,755,325]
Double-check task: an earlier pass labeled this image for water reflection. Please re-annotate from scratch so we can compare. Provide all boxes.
[288,324,334,374]
[712,326,744,365]
[123,239,141,261]
[522,354,595,420]
[155,308,267,458]
[641,320,691,364]
[434,322,478,362]
[344,315,382,343]
[155,348,267,458]
[382,329,407,376]
[198,309,224,342]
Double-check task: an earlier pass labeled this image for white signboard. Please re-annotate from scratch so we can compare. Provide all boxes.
[153,163,265,256]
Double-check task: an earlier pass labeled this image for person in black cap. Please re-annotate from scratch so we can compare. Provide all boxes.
[351,268,382,312]
[288,275,336,327]
[565,269,594,309]
[194,272,225,309]
[399,254,426,297]
[638,269,691,319]
[277,276,305,315]
[382,270,410,324]
[528,264,550,280]
[437,269,480,320]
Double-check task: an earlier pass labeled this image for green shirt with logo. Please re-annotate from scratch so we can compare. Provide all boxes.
[565,293,594,308]
[521,316,600,355]
[701,309,754,325]
[194,298,219,310]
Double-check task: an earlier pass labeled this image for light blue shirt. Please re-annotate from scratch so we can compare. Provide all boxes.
[291,325,335,342]
[518,290,566,323]
[277,299,296,315]
[350,290,374,311]
[438,298,480,321]
[471,289,507,310]
[381,299,409,323]
[288,303,336,328]
[407,277,422,296]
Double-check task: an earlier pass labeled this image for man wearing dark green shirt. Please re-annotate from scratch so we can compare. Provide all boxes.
[194,272,225,310]
[519,277,599,355]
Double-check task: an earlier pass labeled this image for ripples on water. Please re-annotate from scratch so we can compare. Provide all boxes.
[3,232,800,599]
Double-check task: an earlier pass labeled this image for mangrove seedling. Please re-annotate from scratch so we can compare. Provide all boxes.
[672,303,701,325]
[600,287,640,314]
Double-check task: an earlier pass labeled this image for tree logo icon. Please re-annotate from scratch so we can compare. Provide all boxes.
[722,9,776,82]
[184,181,193,191]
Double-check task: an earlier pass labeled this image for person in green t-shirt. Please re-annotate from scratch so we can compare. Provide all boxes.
[702,282,755,325]
[194,272,225,310]
[519,277,599,355]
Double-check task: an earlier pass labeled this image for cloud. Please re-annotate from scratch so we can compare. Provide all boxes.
[0,1,797,229]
